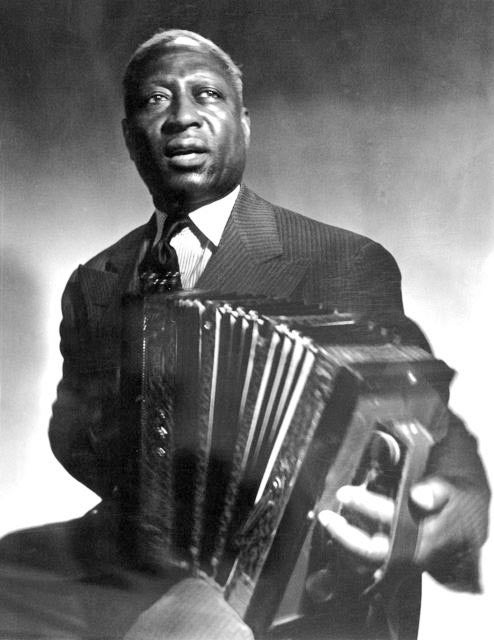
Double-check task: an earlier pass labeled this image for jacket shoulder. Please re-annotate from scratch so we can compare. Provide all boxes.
[246,190,403,314]
[84,223,149,272]
[62,223,149,288]
[268,198,388,264]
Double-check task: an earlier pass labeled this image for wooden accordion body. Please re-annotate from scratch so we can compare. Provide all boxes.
[121,292,454,636]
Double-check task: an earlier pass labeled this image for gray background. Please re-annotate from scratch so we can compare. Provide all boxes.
[1,1,493,637]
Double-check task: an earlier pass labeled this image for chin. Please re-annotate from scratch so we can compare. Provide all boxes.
[165,172,211,193]
[151,172,217,207]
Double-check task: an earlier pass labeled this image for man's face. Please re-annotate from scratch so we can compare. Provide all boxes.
[123,46,250,212]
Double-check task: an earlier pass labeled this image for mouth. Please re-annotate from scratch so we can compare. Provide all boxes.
[165,138,209,167]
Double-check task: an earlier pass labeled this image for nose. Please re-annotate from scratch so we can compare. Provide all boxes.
[163,93,201,132]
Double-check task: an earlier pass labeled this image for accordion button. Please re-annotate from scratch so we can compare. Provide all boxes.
[156,426,168,438]
[272,476,282,491]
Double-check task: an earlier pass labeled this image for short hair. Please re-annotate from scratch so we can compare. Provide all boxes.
[123,29,244,116]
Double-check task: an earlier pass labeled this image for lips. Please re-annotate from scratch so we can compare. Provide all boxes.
[165,138,209,157]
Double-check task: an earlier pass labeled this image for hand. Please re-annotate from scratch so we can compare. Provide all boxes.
[318,475,488,583]
[318,485,393,567]
[123,577,254,640]
[409,476,488,576]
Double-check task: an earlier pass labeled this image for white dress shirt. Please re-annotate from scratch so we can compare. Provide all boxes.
[153,186,240,289]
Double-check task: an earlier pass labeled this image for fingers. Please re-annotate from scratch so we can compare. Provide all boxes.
[318,478,456,574]
[411,477,465,568]
[410,477,451,514]
[337,485,395,525]
[317,486,394,566]
[318,510,390,564]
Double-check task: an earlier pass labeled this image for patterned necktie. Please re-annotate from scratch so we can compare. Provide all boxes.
[140,215,189,293]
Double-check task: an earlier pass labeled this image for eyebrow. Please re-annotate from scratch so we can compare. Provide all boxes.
[141,70,230,85]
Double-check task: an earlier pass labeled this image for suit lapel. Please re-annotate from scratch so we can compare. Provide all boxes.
[77,266,120,327]
[197,186,308,298]
[77,187,309,326]
[77,220,153,329]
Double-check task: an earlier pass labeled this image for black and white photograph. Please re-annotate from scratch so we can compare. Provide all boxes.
[1,1,492,639]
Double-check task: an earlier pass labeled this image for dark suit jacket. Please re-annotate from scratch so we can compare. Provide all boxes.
[48,185,488,598]
[49,185,408,495]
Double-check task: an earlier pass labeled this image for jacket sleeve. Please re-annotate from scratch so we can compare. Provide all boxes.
[48,271,122,498]
[346,240,490,591]
[350,240,405,317]
[422,412,490,591]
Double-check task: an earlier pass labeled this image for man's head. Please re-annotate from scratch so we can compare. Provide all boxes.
[122,30,250,214]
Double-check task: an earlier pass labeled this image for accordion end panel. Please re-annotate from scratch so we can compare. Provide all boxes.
[129,294,454,637]
[237,358,452,637]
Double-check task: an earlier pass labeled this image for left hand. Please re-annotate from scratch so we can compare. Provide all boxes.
[318,475,484,575]
[123,577,254,640]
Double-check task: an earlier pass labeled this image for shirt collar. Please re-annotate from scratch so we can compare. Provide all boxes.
[154,185,240,247]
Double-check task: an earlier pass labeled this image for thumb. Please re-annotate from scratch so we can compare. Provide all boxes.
[410,477,451,514]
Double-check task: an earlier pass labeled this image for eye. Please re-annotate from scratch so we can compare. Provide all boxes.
[196,88,223,103]
[144,92,170,106]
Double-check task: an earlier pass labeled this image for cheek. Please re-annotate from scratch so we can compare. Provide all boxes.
[133,116,162,141]
[135,131,166,164]
[211,110,237,138]
[216,121,245,158]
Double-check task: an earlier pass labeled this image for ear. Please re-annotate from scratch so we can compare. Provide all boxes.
[122,118,136,161]
[241,107,251,149]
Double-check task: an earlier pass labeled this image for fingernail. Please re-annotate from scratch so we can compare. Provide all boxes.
[410,484,434,511]
[336,486,352,504]
[318,510,338,528]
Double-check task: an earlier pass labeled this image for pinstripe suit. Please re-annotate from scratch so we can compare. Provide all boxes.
[0,186,487,640]
[48,185,407,498]
[50,182,487,562]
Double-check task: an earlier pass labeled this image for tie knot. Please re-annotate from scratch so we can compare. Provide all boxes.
[139,215,189,293]
[161,216,190,243]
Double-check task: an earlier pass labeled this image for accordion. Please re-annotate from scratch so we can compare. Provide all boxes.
[120,292,453,636]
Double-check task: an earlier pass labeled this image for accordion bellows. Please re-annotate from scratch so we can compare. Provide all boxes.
[122,293,453,634]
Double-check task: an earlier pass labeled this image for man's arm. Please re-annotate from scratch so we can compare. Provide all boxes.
[414,412,490,589]
[319,240,490,592]
[319,426,490,592]
[49,272,121,498]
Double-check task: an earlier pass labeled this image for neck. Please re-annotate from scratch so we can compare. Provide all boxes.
[153,185,240,217]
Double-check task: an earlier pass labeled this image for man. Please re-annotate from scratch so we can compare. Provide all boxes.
[0,30,489,640]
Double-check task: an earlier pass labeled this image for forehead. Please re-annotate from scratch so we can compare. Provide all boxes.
[136,46,234,88]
